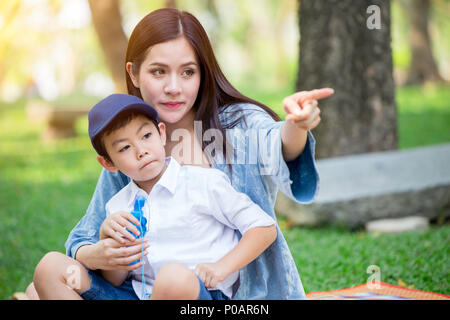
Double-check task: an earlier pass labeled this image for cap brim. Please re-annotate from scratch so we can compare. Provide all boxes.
[91,102,158,140]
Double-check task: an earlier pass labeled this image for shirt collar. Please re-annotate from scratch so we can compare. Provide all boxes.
[155,156,180,195]
[127,156,180,208]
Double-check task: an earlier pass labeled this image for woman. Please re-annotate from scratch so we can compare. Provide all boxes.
[30,8,333,299]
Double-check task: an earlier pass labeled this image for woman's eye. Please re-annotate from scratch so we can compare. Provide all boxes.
[151,69,164,76]
[182,69,194,77]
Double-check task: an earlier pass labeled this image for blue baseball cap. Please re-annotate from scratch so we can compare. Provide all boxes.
[88,94,159,154]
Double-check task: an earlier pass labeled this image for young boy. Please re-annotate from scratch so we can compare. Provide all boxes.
[87,94,277,300]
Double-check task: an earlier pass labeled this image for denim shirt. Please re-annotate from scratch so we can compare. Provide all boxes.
[65,103,319,300]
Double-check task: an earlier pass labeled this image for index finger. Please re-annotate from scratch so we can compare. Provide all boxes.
[294,88,335,104]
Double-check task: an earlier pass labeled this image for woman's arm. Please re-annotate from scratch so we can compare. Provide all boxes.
[280,88,334,162]
[65,168,128,259]
[281,122,308,162]
[228,100,321,204]
[75,238,148,271]
[65,168,148,272]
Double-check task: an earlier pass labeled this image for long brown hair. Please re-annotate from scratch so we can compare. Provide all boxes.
[125,8,280,163]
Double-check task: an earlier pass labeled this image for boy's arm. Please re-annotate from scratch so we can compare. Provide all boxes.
[195,224,276,289]
[101,269,129,287]
[196,170,278,289]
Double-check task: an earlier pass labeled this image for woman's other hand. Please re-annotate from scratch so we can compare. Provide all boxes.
[77,237,149,271]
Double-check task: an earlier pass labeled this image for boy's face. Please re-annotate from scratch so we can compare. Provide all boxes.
[98,115,167,183]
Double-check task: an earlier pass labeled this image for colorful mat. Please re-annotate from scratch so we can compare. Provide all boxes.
[306,282,450,300]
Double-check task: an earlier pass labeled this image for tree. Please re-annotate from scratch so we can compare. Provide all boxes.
[403,0,444,85]
[88,0,128,93]
[297,0,397,159]
[165,0,177,8]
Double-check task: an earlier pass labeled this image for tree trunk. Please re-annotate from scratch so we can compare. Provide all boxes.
[404,0,443,85]
[165,0,177,8]
[297,0,397,159]
[88,0,128,94]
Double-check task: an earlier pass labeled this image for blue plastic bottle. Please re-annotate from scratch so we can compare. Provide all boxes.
[128,195,147,265]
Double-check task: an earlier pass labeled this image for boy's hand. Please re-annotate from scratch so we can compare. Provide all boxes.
[194,262,229,289]
[100,211,142,244]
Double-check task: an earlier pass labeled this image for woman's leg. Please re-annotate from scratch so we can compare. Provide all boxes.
[150,262,200,300]
[33,251,91,300]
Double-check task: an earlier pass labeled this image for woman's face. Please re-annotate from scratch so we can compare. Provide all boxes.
[127,36,201,127]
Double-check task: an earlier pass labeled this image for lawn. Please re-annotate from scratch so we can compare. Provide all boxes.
[281,223,449,294]
[0,85,449,299]
[396,85,450,149]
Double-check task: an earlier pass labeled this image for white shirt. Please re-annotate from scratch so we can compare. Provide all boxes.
[105,157,275,299]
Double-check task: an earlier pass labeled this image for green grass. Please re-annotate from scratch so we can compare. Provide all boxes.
[0,85,449,299]
[0,100,101,299]
[280,223,450,295]
[396,85,450,149]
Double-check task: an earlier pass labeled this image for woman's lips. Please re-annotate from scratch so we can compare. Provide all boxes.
[162,101,183,109]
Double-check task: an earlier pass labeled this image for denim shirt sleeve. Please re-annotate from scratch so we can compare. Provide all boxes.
[238,104,320,204]
[64,168,129,258]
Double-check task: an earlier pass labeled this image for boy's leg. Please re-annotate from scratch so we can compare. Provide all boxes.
[150,262,200,300]
[25,282,39,300]
[33,251,91,300]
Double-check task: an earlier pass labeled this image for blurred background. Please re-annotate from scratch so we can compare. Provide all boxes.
[0,0,303,102]
[0,0,449,299]
[1,0,447,104]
